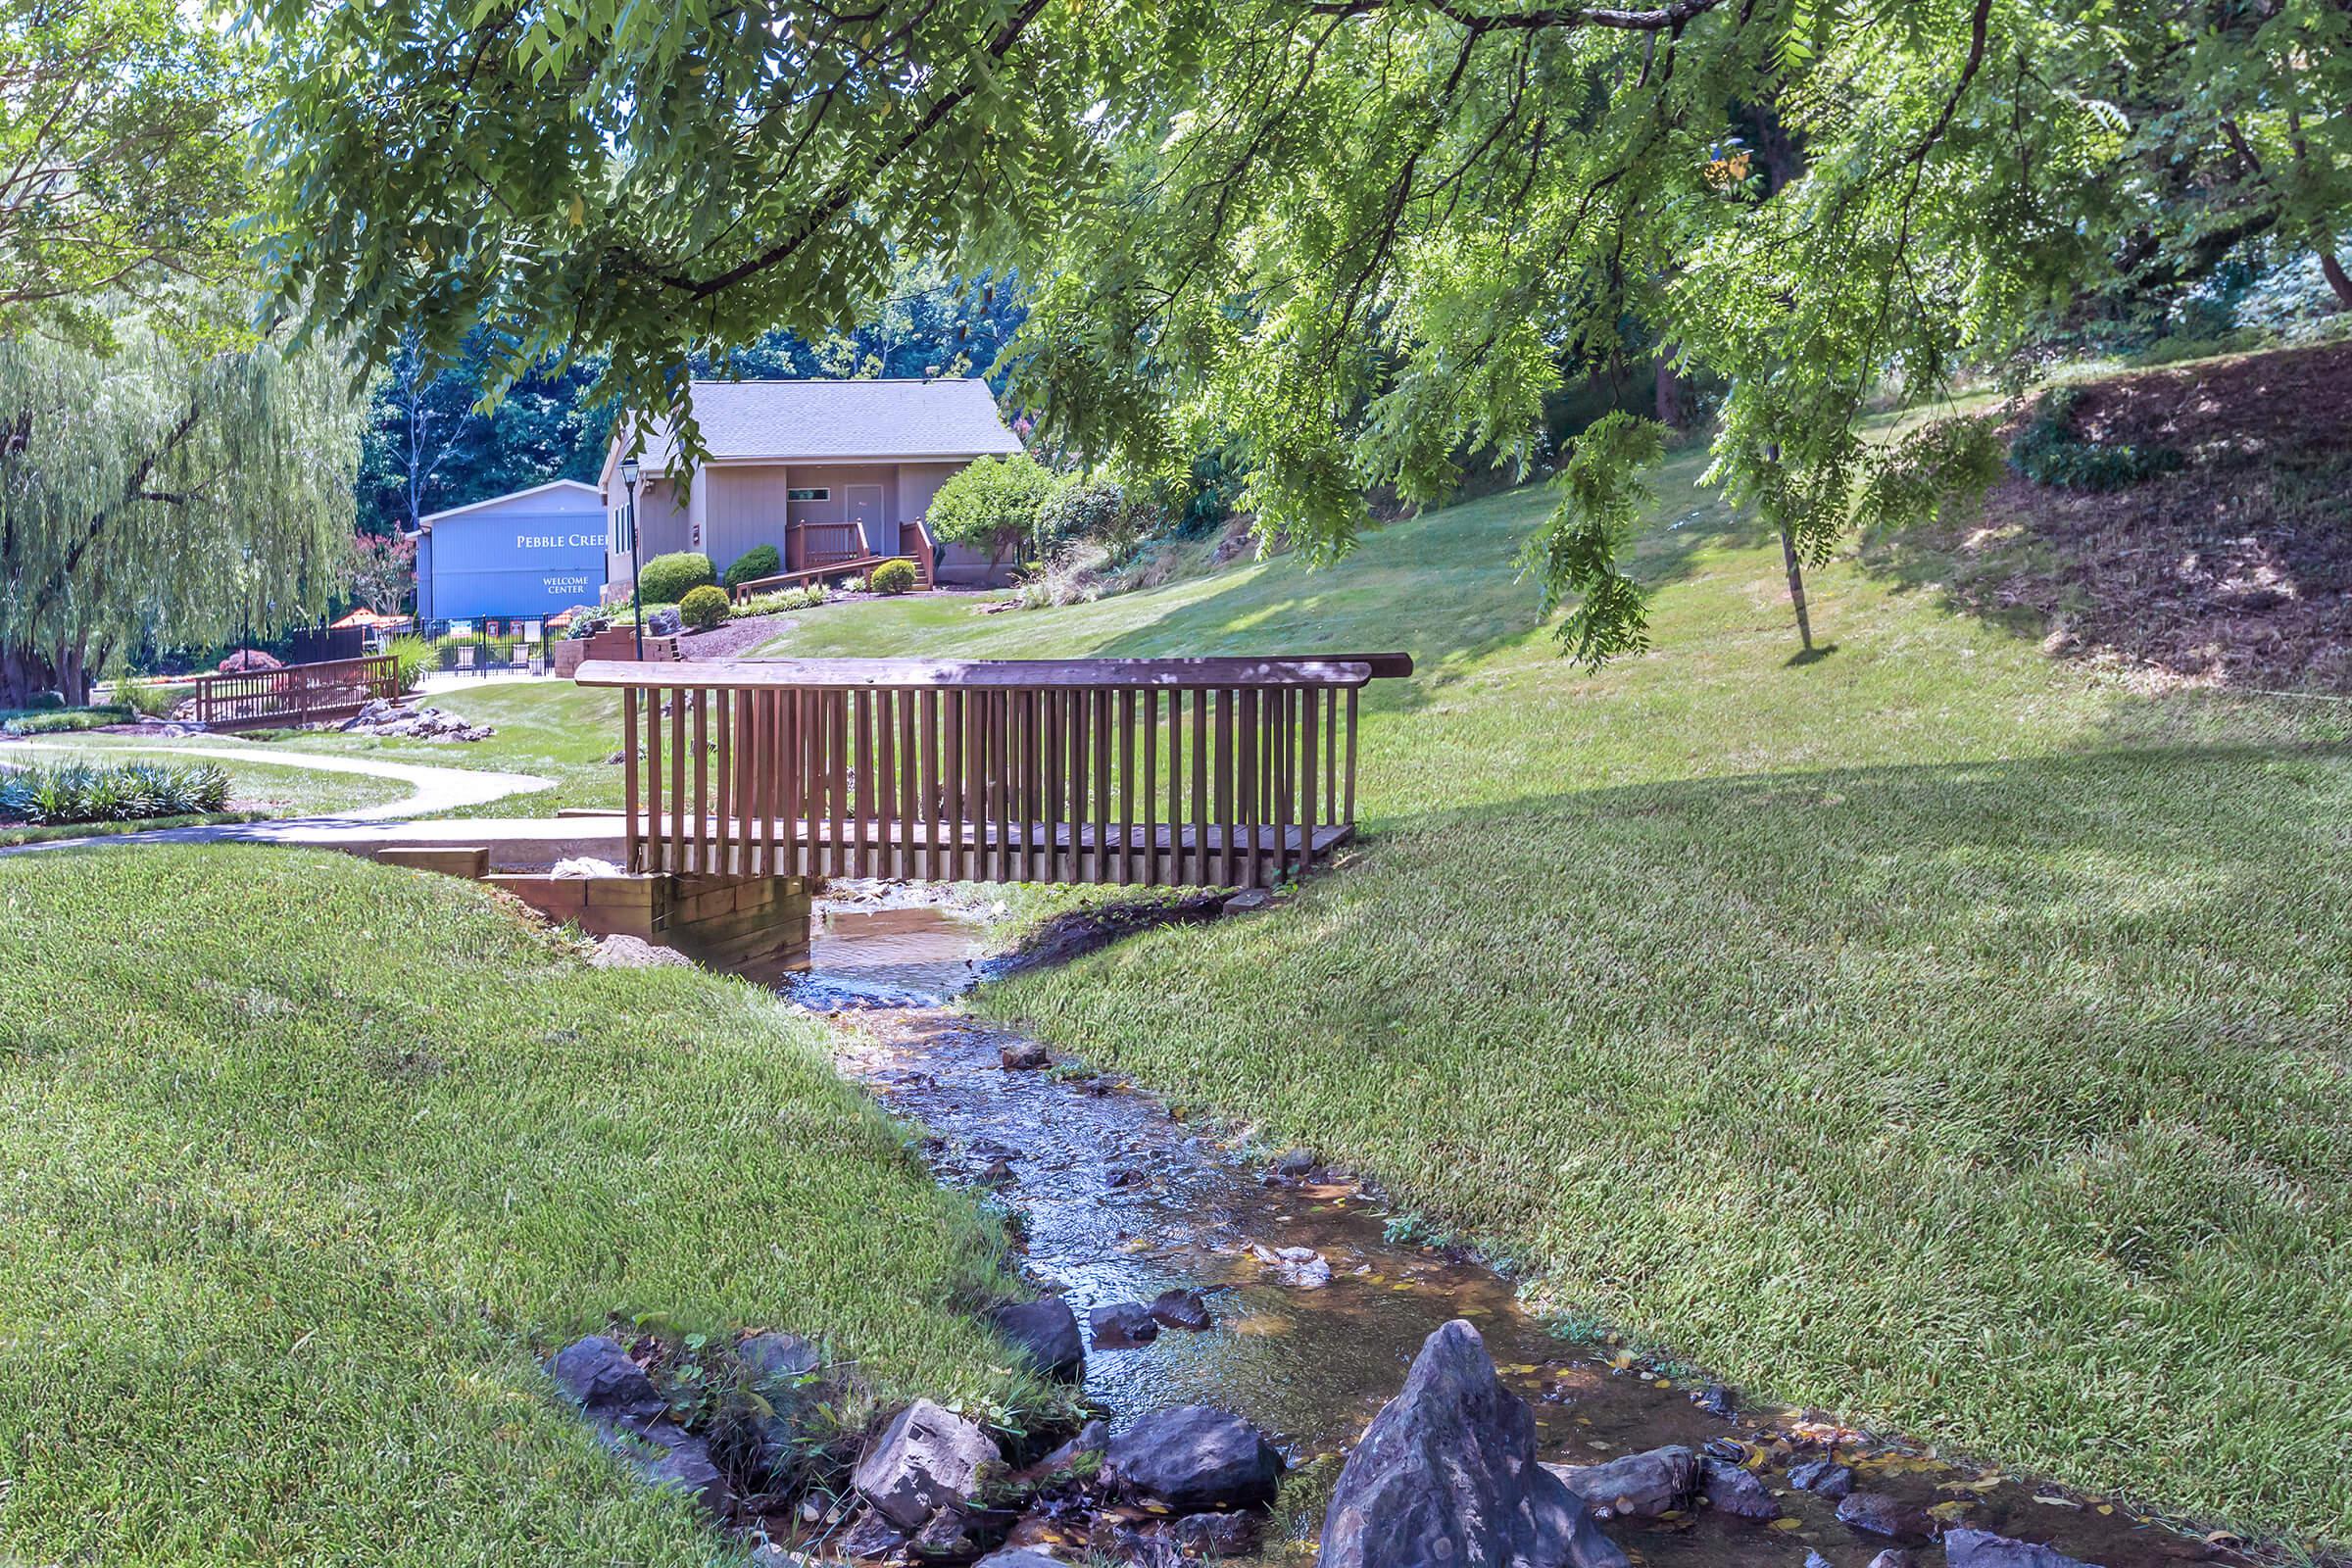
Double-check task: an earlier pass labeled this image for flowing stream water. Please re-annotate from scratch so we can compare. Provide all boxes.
[783,886,2252,1568]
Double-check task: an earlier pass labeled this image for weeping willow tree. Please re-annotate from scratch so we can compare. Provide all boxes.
[0,310,363,706]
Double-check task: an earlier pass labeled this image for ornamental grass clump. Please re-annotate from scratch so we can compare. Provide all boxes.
[0,759,230,824]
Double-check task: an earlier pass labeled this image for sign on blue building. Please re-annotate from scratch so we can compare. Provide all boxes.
[414,480,610,622]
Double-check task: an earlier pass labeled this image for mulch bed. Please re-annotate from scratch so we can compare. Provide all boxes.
[1895,339,2352,694]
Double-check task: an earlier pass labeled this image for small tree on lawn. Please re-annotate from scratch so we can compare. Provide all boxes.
[924,455,1060,573]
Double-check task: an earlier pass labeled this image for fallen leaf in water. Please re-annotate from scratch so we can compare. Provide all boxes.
[2034,1495,2081,1509]
[1770,1518,1804,1532]
[2096,1505,2115,1517]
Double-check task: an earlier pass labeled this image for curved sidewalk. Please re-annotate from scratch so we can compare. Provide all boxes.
[0,739,561,858]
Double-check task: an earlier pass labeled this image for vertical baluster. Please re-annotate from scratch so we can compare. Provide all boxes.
[828,691,850,878]
[1276,689,1297,882]
[1214,690,1235,886]
[693,688,710,875]
[772,689,792,881]
[1190,690,1207,885]
[924,690,945,882]
[1117,689,1136,885]
[803,687,825,877]
[1043,689,1061,884]
[1142,689,1158,886]
[1344,686,1359,828]
[853,689,874,879]
[946,690,966,882]
[1238,688,1259,889]
[623,688,641,873]
[714,689,733,876]
[1299,683,1319,875]
[1067,689,1086,882]
[1325,687,1338,826]
[669,685,687,874]
[646,685,664,874]
[898,689,917,881]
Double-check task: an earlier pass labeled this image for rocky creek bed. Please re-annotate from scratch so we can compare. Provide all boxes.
[541,884,2283,1568]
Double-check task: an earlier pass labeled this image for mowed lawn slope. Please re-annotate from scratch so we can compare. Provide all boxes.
[0,847,1044,1563]
[759,452,2352,1544]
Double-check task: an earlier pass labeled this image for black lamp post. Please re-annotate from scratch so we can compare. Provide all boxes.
[619,455,644,661]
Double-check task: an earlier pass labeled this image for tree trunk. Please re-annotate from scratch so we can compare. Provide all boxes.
[1654,345,1688,431]
[1779,525,1815,653]
[2323,251,2352,312]
[2,644,58,708]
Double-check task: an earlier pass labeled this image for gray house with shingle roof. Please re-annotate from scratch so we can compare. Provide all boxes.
[597,377,1025,590]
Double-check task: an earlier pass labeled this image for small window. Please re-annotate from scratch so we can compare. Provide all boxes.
[787,487,830,502]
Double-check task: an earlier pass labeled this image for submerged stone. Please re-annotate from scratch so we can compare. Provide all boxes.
[1089,1299,1160,1348]
[988,1297,1086,1382]
[1790,1459,1856,1498]
[1944,1531,2104,1568]
[1106,1404,1284,1513]
[1150,1287,1214,1331]
[1837,1492,1936,1542]
[1699,1456,1782,1521]
[1548,1445,1697,1520]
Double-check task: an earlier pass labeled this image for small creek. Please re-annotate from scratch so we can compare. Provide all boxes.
[785,885,2248,1568]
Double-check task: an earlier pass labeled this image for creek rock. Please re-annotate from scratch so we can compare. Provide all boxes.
[1150,1287,1214,1332]
[1089,1299,1160,1349]
[1172,1510,1262,1554]
[1837,1493,1936,1543]
[632,1424,729,1513]
[988,1297,1086,1383]
[1691,1384,1737,1419]
[1808,1554,1837,1568]
[1028,1418,1108,1478]
[549,1336,666,1428]
[839,1509,906,1559]
[974,1551,1067,1568]
[852,1398,1003,1531]
[1270,1146,1318,1177]
[1548,1445,1698,1520]
[1320,1318,1628,1568]
[1868,1550,1921,1568]
[1699,1456,1782,1521]
[1250,1242,1333,1289]
[1943,1531,2103,1568]
[1105,1405,1285,1514]
[1790,1460,1856,1499]
[1000,1041,1051,1070]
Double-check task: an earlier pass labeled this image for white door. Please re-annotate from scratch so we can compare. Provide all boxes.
[846,483,888,557]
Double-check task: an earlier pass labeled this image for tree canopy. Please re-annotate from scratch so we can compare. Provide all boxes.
[260,0,2352,663]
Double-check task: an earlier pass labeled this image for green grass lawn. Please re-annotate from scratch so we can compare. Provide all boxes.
[3,737,416,816]
[753,451,2352,1545]
[263,681,627,819]
[0,846,1049,1563]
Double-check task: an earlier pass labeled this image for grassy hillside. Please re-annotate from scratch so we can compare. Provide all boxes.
[757,443,2352,1544]
[0,848,1047,1563]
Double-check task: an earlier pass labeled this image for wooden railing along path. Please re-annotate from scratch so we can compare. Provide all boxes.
[192,653,401,731]
[572,655,1412,888]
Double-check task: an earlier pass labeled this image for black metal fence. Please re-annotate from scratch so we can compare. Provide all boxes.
[416,618,564,677]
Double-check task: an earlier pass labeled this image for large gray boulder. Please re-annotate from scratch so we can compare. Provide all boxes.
[1944,1531,2102,1568]
[1547,1446,1697,1519]
[1321,1319,1629,1568]
[1106,1405,1285,1513]
[988,1298,1086,1382]
[852,1398,1003,1531]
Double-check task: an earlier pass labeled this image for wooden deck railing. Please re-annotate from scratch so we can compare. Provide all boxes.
[192,654,400,731]
[572,655,1413,888]
[789,523,866,571]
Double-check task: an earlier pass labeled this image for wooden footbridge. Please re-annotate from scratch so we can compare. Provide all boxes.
[573,655,1412,890]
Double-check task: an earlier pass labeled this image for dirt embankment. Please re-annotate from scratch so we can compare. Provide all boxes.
[1885,339,2352,693]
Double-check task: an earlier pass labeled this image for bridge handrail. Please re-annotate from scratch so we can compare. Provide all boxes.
[576,654,1409,691]
[575,653,1414,889]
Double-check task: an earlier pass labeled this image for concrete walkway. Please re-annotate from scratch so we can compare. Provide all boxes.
[0,738,561,859]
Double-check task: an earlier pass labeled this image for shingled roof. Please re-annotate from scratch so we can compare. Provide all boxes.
[607,377,1023,482]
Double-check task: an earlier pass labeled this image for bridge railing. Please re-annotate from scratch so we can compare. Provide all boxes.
[573,655,1413,888]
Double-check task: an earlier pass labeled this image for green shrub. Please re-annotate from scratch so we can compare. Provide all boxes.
[638,551,715,605]
[731,584,827,617]
[114,677,180,719]
[925,453,1060,565]
[0,706,131,735]
[721,544,781,590]
[680,584,732,631]
[2009,386,2186,492]
[870,558,918,596]
[384,634,433,692]
[0,759,230,824]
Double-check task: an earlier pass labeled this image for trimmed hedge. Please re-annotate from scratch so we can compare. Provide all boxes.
[722,544,782,590]
[870,558,918,596]
[680,584,732,631]
[637,551,715,605]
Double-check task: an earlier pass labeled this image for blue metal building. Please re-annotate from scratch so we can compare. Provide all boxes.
[412,480,610,624]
